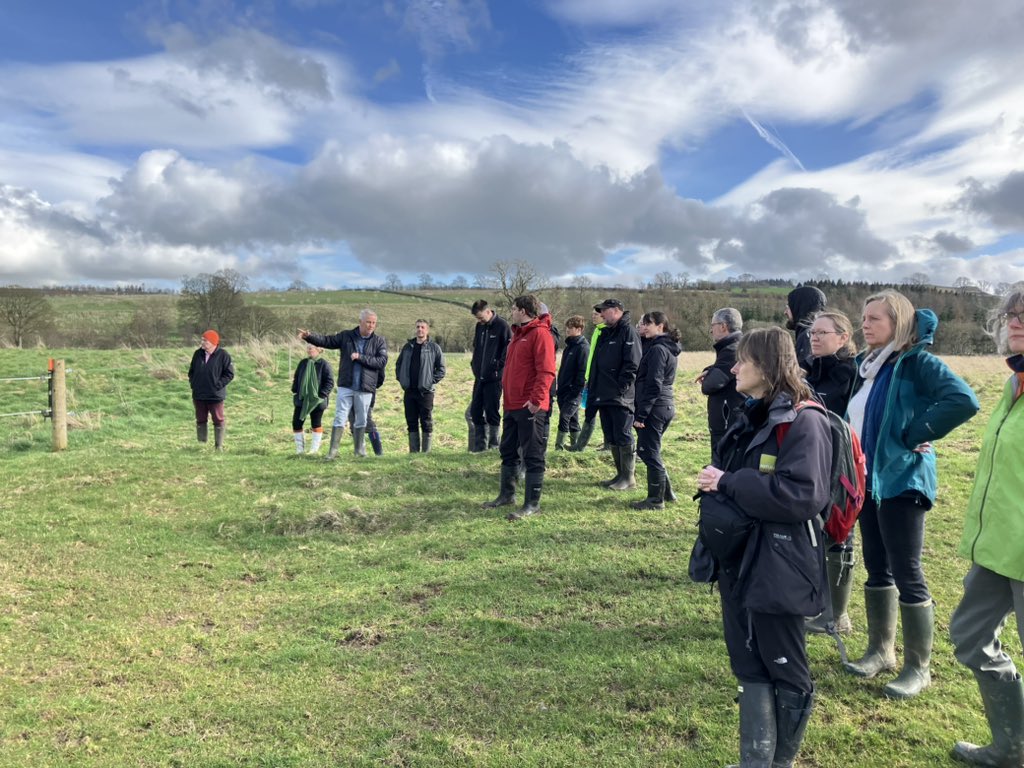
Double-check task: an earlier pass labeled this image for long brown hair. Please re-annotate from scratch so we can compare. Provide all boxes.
[736,327,813,404]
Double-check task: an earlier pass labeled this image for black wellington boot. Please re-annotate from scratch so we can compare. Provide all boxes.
[508,472,543,521]
[408,431,421,453]
[482,465,518,509]
[772,687,814,768]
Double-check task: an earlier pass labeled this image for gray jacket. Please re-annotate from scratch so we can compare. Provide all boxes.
[396,338,446,393]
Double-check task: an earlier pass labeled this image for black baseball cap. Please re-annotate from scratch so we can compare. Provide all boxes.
[594,298,624,311]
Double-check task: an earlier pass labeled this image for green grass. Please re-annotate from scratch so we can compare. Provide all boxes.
[0,346,1016,767]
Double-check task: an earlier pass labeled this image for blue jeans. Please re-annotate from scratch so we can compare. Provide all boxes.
[333,387,371,429]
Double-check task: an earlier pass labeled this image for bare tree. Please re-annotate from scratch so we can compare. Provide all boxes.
[241,305,282,340]
[675,271,690,288]
[179,269,249,342]
[383,273,402,291]
[953,276,975,290]
[449,275,469,289]
[650,271,674,291]
[418,273,435,290]
[572,273,594,301]
[0,287,54,348]
[902,272,929,287]
[975,279,993,295]
[490,260,550,307]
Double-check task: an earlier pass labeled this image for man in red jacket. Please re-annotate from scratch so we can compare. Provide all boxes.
[482,294,556,520]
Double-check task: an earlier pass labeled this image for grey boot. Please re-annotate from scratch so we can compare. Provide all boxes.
[368,429,383,456]
[600,445,623,487]
[772,687,814,768]
[844,585,898,678]
[487,424,501,450]
[326,426,343,460]
[213,424,225,451]
[353,427,367,457]
[483,465,518,509]
[609,445,636,491]
[421,432,432,453]
[196,423,208,443]
[408,431,421,453]
[807,548,855,634]
[727,683,776,768]
[555,430,569,450]
[508,472,543,521]
[630,469,665,510]
[471,424,487,453]
[953,672,1024,767]
[570,419,595,452]
[883,600,934,699]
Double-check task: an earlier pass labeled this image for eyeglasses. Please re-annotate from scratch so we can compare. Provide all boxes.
[808,330,839,338]
[1000,311,1024,325]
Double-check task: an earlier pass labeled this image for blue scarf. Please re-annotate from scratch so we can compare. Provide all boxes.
[860,360,895,486]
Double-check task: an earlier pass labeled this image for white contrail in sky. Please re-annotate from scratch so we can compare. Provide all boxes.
[742,109,806,171]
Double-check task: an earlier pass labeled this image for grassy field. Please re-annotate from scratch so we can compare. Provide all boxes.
[0,343,1016,767]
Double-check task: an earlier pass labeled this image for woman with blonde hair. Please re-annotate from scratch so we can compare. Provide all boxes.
[843,290,979,699]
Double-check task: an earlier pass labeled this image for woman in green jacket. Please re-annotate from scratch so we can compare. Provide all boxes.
[949,289,1024,767]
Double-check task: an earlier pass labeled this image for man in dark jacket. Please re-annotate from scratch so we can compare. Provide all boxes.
[589,298,643,490]
[396,319,446,453]
[188,329,235,451]
[786,285,827,370]
[697,307,745,462]
[299,309,388,459]
[555,315,589,450]
[482,294,556,520]
[469,299,512,452]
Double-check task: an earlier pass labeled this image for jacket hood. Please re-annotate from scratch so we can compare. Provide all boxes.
[516,313,552,335]
[650,334,682,357]
[787,286,827,323]
[914,308,938,347]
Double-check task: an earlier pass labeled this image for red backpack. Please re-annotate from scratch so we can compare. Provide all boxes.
[776,401,867,543]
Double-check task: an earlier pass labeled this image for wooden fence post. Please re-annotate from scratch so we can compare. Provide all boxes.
[51,359,68,452]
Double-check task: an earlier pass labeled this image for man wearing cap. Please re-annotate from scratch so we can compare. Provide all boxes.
[482,294,556,520]
[589,299,642,490]
[468,299,512,452]
[188,330,235,450]
[299,309,388,459]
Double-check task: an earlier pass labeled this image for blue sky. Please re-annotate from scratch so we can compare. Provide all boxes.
[1,0,1023,290]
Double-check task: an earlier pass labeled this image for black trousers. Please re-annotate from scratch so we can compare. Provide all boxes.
[598,405,634,448]
[499,408,548,474]
[292,402,327,432]
[859,494,930,604]
[556,394,582,433]
[470,379,502,427]
[403,389,435,433]
[635,404,673,477]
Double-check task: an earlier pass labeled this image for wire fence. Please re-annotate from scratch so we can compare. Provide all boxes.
[0,370,54,419]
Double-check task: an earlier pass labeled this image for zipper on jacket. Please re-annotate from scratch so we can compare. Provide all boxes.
[969,379,1018,561]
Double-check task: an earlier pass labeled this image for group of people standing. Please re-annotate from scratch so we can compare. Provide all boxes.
[186,284,1024,767]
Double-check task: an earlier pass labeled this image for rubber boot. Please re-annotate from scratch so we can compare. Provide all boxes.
[293,432,305,454]
[508,472,543,521]
[601,445,623,487]
[326,426,343,460]
[471,424,487,453]
[568,430,580,451]
[807,548,855,634]
[465,408,475,451]
[487,424,500,450]
[844,585,898,678]
[369,429,383,456]
[408,431,421,453]
[196,423,208,443]
[213,424,225,451]
[664,474,677,503]
[309,430,323,454]
[772,687,814,768]
[609,446,636,491]
[482,465,518,509]
[953,672,1024,767]
[570,419,595,452]
[422,433,432,453]
[884,600,934,699]
[555,430,568,450]
[630,469,665,510]
[726,682,776,768]
[353,427,367,457]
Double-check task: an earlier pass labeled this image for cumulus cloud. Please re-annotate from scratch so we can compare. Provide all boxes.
[956,171,1024,229]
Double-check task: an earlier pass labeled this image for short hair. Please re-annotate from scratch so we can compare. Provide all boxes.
[470,300,489,315]
[415,318,430,326]
[712,307,743,332]
[565,315,585,331]
[359,308,377,322]
[862,290,917,352]
[811,310,857,358]
[987,285,1024,354]
[512,294,540,318]
[736,327,813,404]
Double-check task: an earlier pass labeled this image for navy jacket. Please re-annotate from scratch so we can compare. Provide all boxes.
[588,311,643,410]
[702,331,744,441]
[556,334,589,401]
[304,327,388,393]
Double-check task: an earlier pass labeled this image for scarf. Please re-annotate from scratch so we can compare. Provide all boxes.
[848,341,898,487]
[298,358,325,422]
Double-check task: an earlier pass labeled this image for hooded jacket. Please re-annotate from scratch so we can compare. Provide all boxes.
[501,314,556,411]
[188,346,235,402]
[634,334,681,422]
[588,311,643,409]
[556,333,589,400]
[806,352,856,416]
[396,337,446,393]
[851,309,979,504]
[787,286,827,369]
[701,331,745,439]
[303,327,388,394]
[471,313,512,383]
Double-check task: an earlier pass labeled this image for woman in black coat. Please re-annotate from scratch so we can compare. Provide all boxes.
[291,344,335,454]
[696,327,832,768]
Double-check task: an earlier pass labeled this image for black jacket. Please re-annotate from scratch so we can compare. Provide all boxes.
[715,394,832,615]
[634,334,680,422]
[787,286,827,370]
[701,331,745,441]
[291,357,335,399]
[396,338,446,393]
[556,334,589,400]
[588,311,643,409]
[471,314,512,383]
[806,353,856,416]
[188,347,235,402]
[303,327,388,393]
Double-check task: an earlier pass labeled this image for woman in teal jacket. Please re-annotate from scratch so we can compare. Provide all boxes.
[949,289,1024,766]
[842,290,979,699]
